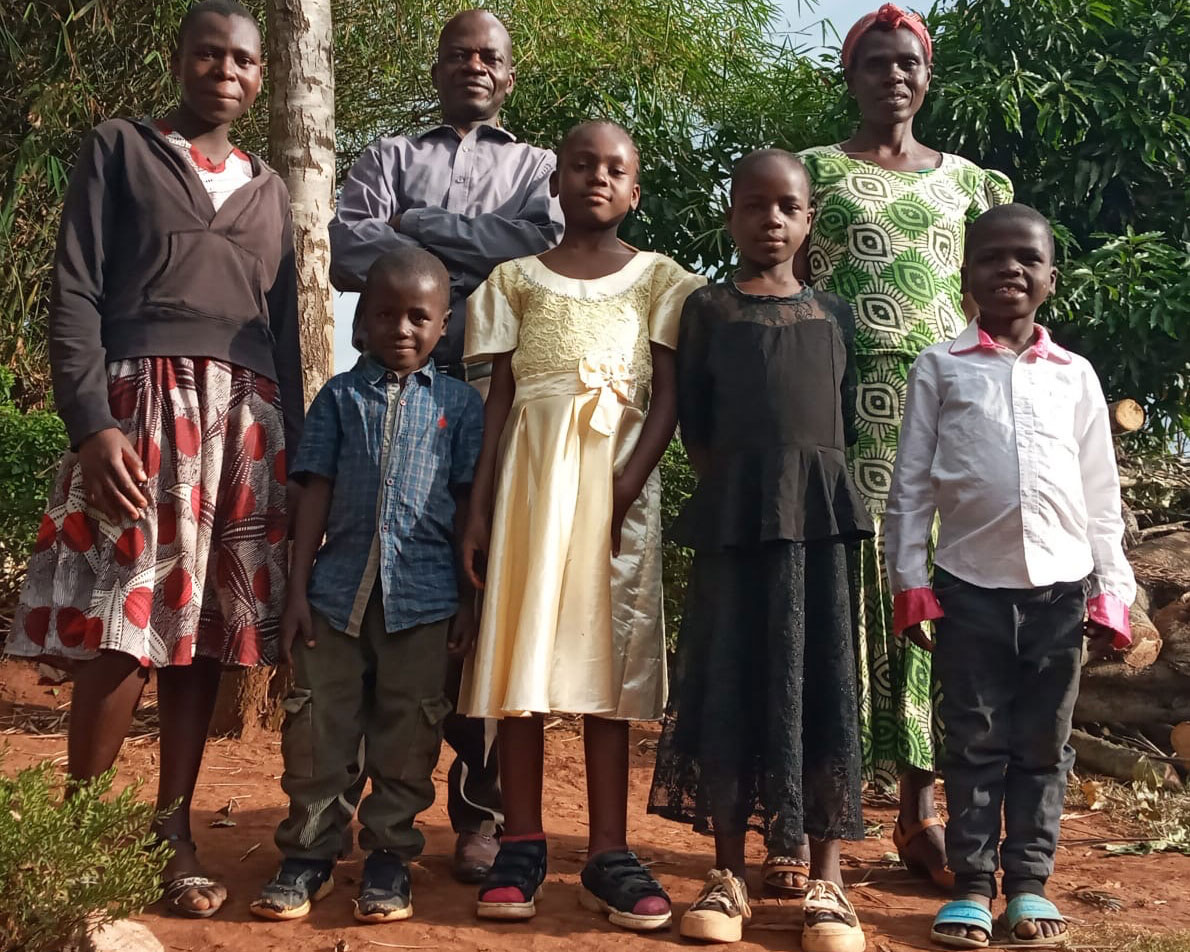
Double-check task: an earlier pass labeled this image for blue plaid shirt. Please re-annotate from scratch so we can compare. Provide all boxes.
[292,356,483,635]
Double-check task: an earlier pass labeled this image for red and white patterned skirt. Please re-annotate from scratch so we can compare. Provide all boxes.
[7,357,289,668]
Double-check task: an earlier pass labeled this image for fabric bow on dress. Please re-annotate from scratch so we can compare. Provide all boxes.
[579,351,637,436]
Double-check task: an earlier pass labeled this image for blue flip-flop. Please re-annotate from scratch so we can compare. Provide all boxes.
[930,899,993,949]
[1001,894,1069,946]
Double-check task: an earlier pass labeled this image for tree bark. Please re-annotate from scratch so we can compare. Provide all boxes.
[1070,729,1181,789]
[211,0,335,739]
[1075,660,1190,725]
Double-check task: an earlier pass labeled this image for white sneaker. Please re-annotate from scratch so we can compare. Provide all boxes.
[680,868,752,943]
[802,879,866,952]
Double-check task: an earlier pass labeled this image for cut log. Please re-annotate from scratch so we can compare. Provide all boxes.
[1152,596,1190,675]
[1070,729,1181,789]
[1122,603,1162,670]
[1126,531,1190,609]
[1172,722,1190,763]
[1108,398,1146,435]
[1133,582,1153,616]
[1076,660,1190,724]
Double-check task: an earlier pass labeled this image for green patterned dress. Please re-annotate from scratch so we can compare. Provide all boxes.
[799,144,1013,790]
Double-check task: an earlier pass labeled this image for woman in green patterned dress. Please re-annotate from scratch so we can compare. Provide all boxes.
[795,4,1013,892]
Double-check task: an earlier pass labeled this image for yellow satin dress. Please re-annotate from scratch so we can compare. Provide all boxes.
[459,252,705,720]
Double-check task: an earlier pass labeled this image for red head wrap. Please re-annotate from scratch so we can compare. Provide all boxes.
[841,4,933,71]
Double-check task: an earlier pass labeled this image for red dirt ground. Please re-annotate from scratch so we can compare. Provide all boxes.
[2,657,1188,952]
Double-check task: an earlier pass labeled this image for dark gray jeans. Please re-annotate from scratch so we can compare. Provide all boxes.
[932,569,1087,900]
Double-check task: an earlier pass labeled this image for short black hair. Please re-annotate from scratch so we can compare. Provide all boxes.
[730,148,809,200]
[437,8,512,58]
[966,203,1056,261]
[353,248,451,350]
[559,120,640,171]
[177,0,259,49]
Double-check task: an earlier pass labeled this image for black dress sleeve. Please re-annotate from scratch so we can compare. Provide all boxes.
[675,290,713,454]
[827,294,860,447]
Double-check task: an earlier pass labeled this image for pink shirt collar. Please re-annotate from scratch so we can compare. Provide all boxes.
[948,321,1072,364]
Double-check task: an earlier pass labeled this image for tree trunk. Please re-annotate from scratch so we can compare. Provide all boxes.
[1070,729,1181,790]
[1075,660,1190,725]
[211,0,335,739]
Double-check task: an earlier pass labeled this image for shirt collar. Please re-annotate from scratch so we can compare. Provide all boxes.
[356,354,438,385]
[948,321,1072,364]
[416,122,517,144]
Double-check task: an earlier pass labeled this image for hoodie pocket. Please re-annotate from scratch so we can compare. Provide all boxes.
[144,230,265,321]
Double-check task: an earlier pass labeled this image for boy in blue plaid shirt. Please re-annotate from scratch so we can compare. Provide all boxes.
[251,247,483,925]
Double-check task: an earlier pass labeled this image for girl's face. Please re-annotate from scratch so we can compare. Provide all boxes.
[551,125,640,230]
[726,158,814,271]
[846,28,931,126]
[172,12,263,127]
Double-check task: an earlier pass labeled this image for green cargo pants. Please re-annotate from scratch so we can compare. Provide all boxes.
[273,587,452,861]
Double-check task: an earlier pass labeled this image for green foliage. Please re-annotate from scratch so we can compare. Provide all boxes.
[0,368,67,600]
[921,0,1190,437]
[0,759,169,952]
[659,439,697,650]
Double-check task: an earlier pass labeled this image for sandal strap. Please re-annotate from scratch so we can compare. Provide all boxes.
[934,900,994,931]
[481,840,548,893]
[163,874,218,899]
[580,851,669,911]
[764,855,810,872]
[1005,894,1064,927]
[894,814,944,846]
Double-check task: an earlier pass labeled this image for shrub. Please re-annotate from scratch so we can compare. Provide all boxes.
[0,759,169,952]
[660,438,697,652]
[0,368,67,602]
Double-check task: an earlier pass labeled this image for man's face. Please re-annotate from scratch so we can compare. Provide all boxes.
[432,13,514,126]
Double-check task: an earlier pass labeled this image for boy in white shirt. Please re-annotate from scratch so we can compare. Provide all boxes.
[885,204,1134,949]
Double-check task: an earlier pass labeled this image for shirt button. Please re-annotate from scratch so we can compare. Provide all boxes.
[383,523,389,530]
[462,146,472,152]
[455,176,465,183]
[386,478,394,486]
[400,399,406,406]
[386,371,397,381]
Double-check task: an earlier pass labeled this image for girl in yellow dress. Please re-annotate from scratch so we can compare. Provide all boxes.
[459,120,704,930]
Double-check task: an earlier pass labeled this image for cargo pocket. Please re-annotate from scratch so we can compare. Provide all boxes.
[279,687,315,779]
[400,694,453,781]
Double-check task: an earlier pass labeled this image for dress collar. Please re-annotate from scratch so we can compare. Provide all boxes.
[948,321,1072,364]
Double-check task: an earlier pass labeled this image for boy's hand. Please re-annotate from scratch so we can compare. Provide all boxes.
[611,475,638,557]
[78,427,149,523]
[902,622,934,652]
[461,512,490,591]
[448,598,478,658]
[279,592,315,665]
[1084,619,1117,660]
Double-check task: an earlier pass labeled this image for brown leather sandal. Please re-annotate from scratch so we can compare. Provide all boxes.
[893,816,955,892]
[761,853,810,897]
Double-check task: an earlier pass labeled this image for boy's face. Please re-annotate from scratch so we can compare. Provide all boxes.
[551,125,640,229]
[963,219,1057,320]
[359,271,449,374]
[726,158,814,270]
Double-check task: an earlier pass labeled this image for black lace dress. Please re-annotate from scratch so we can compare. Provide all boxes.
[648,282,873,849]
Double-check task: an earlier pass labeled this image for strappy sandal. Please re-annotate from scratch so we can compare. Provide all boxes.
[802,879,866,952]
[930,899,993,949]
[999,894,1069,947]
[476,839,548,921]
[156,835,227,919]
[893,816,955,892]
[762,853,810,897]
[579,850,672,932]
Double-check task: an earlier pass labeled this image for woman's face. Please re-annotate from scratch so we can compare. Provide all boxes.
[846,28,932,125]
[172,12,263,126]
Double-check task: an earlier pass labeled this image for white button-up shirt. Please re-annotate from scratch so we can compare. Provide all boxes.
[885,320,1135,641]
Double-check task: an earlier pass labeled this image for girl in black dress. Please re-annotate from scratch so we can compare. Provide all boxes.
[648,150,872,952]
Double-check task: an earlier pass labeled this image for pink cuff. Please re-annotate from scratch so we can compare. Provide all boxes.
[893,587,944,635]
[1087,593,1132,648]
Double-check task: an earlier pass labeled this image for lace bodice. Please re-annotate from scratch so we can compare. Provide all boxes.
[464,252,705,391]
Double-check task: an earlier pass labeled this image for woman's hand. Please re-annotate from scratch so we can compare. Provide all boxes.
[461,510,491,591]
[78,428,148,523]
